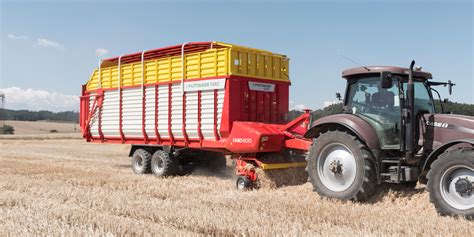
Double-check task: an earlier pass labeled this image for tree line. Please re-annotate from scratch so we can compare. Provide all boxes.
[287,100,474,121]
[0,108,79,122]
[0,99,472,123]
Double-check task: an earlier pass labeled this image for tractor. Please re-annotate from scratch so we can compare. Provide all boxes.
[304,61,473,218]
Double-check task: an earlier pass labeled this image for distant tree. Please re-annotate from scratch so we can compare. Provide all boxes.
[286,110,304,121]
[311,103,344,120]
[0,125,14,134]
[286,103,344,122]
[434,100,474,116]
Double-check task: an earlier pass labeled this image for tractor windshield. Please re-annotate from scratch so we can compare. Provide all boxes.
[346,77,401,149]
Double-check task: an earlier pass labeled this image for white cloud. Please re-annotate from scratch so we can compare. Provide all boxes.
[37,38,65,51]
[292,104,307,111]
[289,100,308,111]
[95,48,109,57]
[0,87,77,112]
[7,34,28,40]
[323,101,340,108]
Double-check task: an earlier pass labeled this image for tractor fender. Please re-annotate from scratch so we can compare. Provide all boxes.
[422,138,474,172]
[303,114,380,149]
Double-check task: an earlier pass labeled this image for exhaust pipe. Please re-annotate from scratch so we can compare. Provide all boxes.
[405,60,416,160]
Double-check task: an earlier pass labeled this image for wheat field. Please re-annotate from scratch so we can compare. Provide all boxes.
[2,120,79,135]
[1,139,473,236]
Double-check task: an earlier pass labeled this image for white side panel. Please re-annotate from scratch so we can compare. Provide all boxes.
[157,85,170,138]
[122,88,143,137]
[185,91,199,139]
[94,81,225,141]
[101,90,120,137]
[171,84,183,138]
[200,90,224,140]
[217,89,224,134]
[144,86,156,138]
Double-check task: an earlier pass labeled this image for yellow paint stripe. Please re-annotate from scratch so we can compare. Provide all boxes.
[259,162,306,170]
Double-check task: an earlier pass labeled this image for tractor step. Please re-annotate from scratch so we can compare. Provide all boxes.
[381,166,419,183]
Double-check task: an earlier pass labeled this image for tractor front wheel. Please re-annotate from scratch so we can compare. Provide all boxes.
[306,130,376,201]
[427,148,474,219]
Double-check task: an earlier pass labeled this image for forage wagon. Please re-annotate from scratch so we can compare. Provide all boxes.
[80,42,311,189]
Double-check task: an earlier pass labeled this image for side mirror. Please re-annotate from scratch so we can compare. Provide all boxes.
[443,98,449,103]
[380,71,393,89]
[447,80,454,95]
[336,93,342,101]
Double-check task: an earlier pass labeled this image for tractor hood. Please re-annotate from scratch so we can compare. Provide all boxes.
[421,113,474,150]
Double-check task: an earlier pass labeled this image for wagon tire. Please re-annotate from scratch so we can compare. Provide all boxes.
[236,176,252,190]
[306,130,377,201]
[151,150,179,177]
[131,149,152,174]
[427,148,474,219]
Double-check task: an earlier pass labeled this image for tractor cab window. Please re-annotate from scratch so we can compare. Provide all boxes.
[346,77,401,149]
[403,81,435,114]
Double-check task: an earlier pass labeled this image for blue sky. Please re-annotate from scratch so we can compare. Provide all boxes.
[1,0,473,111]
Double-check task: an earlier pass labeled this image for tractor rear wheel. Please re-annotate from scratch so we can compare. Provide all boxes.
[151,150,179,177]
[427,148,474,219]
[131,149,152,174]
[306,130,376,201]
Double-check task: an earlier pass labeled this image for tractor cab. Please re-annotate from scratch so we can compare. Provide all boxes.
[305,61,473,218]
[342,66,434,150]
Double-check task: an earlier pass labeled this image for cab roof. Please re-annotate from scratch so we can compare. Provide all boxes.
[342,66,432,80]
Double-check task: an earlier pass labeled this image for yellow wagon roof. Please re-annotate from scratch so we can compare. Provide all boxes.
[99,41,286,68]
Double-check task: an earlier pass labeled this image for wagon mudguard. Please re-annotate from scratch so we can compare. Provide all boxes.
[303,114,380,149]
[421,138,474,172]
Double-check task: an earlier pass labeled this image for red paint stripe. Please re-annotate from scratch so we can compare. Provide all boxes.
[84,97,97,140]
[89,136,227,150]
[95,90,105,142]
[119,88,125,143]
[182,92,189,145]
[98,102,104,141]
[141,86,148,143]
[154,84,161,143]
[197,91,204,146]
[167,84,174,144]
[213,89,220,141]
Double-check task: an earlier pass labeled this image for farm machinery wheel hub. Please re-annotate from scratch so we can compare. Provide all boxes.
[317,143,357,192]
[454,177,472,198]
[440,165,474,210]
[329,160,343,175]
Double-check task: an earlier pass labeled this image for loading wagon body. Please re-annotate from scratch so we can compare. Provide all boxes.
[80,42,312,187]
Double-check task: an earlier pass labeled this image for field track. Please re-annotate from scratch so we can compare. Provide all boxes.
[1,139,473,236]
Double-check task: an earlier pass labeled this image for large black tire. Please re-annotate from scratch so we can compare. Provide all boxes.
[427,148,474,219]
[306,130,377,201]
[151,150,179,177]
[131,149,152,174]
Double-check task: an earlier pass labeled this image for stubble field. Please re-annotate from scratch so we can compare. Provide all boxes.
[1,138,473,236]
